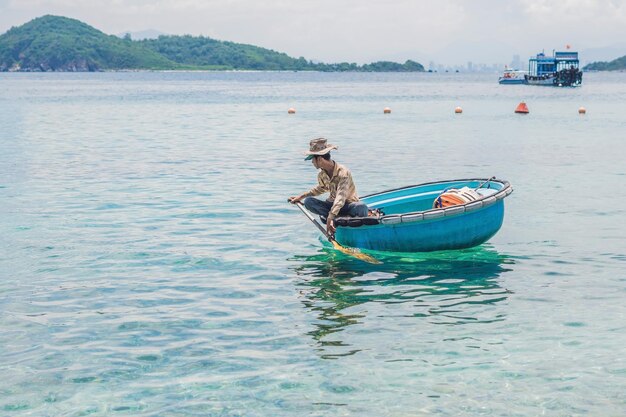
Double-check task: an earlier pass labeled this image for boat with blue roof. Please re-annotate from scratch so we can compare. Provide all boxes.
[525,49,582,87]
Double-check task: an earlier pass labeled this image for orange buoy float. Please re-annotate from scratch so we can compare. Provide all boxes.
[455,106,463,114]
[287,108,296,114]
[578,107,586,114]
[383,107,391,114]
[515,102,529,114]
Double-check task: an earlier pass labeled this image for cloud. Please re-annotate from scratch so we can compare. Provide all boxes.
[522,0,626,22]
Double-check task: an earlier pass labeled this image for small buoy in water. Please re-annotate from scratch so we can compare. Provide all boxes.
[578,107,586,114]
[515,102,529,114]
[383,107,391,114]
[287,108,296,114]
[455,106,463,114]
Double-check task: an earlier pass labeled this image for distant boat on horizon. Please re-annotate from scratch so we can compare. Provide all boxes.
[498,67,528,85]
[525,50,582,87]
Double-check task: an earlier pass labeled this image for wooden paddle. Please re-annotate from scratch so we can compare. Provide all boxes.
[292,201,381,264]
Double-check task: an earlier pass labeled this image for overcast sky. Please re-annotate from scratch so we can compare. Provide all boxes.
[1,0,625,65]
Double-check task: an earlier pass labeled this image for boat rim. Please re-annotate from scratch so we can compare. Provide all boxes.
[359,178,513,226]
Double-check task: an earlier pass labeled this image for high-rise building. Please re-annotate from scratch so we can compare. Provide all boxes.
[510,54,523,70]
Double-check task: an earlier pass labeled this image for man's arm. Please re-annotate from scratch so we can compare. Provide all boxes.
[289,173,328,204]
[325,175,351,236]
[326,174,351,227]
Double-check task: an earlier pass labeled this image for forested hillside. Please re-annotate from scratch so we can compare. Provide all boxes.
[584,55,626,71]
[0,15,425,72]
[140,35,424,72]
[0,15,176,71]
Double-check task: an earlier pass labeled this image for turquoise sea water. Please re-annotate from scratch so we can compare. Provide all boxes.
[1,71,625,416]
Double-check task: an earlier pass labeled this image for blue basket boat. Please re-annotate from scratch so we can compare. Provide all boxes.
[333,178,513,252]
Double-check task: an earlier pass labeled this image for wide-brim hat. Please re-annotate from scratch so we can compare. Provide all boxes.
[304,137,338,160]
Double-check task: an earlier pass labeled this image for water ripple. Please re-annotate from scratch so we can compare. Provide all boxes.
[1,72,625,416]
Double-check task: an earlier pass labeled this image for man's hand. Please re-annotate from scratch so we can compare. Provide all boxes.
[288,195,304,204]
[326,216,336,237]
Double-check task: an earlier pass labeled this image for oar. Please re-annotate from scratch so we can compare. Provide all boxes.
[475,176,496,190]
[292,201,381,264]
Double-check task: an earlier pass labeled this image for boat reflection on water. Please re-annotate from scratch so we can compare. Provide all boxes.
[291,245,514,359]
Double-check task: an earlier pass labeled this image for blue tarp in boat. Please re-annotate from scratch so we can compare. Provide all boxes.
[333,178,513,252]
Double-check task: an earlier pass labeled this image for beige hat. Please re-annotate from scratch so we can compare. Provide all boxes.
[304,138,338,160]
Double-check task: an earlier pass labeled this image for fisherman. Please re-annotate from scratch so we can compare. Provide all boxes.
[288,138,368,236]
[568,65,577,85]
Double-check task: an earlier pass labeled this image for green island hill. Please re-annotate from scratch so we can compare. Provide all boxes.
[584,55,626,71]
[0,15,425,72]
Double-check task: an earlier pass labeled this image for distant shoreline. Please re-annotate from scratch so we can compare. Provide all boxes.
[1,69,434,74]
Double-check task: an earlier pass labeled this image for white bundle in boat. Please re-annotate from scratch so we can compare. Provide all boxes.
[433,187,482,208]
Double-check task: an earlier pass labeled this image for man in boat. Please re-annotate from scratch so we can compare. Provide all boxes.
[288,138,368,236]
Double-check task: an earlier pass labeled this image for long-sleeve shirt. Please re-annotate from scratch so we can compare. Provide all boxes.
[304,162,360,218]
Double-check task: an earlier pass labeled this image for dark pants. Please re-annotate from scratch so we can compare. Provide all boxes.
[303,197,368,219]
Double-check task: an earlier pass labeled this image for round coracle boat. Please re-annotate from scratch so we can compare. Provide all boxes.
[333,178,513,252]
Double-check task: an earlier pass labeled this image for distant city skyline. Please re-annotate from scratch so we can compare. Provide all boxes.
[1,0,625,66]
